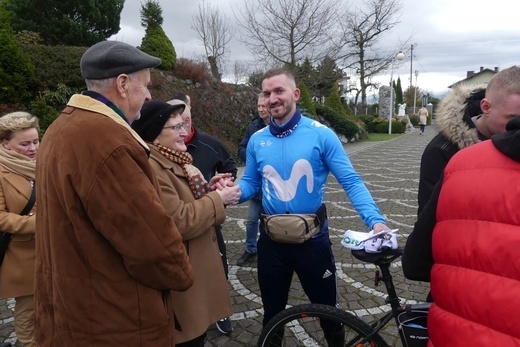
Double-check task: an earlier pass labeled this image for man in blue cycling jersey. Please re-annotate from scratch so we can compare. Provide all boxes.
[238,67,390,343]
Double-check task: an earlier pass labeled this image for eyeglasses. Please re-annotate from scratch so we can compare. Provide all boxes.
[163,122,188,132]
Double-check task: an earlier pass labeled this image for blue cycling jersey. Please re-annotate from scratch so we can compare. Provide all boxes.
[238,110,385,232]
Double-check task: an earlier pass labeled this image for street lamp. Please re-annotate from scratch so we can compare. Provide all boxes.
[388,51,405,134]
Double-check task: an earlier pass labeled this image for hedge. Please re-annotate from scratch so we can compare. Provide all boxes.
[314,103,359,139]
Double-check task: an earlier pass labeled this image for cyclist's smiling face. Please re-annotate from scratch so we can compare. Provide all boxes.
[262,74,300,125]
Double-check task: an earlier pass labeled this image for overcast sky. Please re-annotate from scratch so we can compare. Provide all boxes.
[110,0,520,98]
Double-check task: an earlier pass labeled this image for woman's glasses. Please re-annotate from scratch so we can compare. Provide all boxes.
[163,122,188,132]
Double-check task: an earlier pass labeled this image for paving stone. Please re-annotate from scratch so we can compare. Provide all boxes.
[0,126,436,346]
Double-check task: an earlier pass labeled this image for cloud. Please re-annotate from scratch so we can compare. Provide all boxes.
[112,0,520,97]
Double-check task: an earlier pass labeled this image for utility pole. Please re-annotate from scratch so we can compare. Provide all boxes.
[409,44,414,92]
[413,70,419,113]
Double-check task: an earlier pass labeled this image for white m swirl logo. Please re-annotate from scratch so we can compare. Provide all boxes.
[262,159,314,202]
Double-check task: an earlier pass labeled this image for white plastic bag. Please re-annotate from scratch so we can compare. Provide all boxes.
[341,229,398,253]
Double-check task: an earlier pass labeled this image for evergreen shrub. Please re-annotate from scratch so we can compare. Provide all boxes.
[357,114,375,125]
[140,26,176,70]
[29,96,59,137]
[21,44,86,91]
[0,28,36,103]
[365,120,376,133]
[314,103,359,139]
[325,82,351,117]
[297,81,317,119]
[409,114,419,126]
[373,119,405,133]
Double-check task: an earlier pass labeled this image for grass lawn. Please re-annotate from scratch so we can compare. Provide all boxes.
[363,133,404,141]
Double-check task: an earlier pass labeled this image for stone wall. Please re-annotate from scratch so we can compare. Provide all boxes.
[150,71,259,163]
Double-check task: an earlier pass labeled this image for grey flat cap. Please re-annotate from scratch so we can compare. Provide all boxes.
[80,41,162,79]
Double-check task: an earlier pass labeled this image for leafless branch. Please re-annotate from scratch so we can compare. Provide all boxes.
[336,0,411,105]
[192,0,234,80]
[234,0,342,68]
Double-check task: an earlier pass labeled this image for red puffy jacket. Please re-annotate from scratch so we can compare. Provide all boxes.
[429,140,520,346]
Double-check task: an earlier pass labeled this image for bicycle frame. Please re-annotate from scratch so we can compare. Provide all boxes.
[257,248,431,347]
[351,248,431,346]
[348,249,404,345]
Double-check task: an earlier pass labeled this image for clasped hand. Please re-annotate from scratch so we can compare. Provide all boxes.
[209,173,241,205]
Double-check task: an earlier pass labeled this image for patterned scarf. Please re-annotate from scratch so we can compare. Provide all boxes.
[269,108,302,138]
[156,144,212,199]
[0,146,36,181]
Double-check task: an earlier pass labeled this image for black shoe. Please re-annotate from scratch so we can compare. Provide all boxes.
[0,342,12,347]
[216,317,233,334]
[236,251,257,266]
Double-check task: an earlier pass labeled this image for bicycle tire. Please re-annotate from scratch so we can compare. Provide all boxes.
[257,303,389,347]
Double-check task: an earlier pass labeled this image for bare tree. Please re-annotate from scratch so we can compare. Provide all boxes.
[337,0,410,106]
[404,85,423,110]
[235,0,342,69]
[232,60,250,85]
[192,0,233,81]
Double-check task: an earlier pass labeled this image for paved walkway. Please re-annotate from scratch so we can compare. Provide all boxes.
[0,126,436,346]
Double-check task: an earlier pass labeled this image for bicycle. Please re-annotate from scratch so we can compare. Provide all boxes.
[256,247,430,347]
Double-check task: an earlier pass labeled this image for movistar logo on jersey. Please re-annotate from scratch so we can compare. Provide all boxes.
[262,159,313,202]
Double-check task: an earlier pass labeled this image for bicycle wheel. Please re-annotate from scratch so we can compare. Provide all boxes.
[257,303,389,347]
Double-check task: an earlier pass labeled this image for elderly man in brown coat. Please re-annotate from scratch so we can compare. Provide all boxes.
[35,41,194,347]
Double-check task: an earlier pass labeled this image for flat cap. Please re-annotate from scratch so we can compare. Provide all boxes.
[132,101,186,142]
[81,41,161,79]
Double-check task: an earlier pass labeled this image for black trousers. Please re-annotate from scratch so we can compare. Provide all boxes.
[257,231,339,326]
[175,333,206,347]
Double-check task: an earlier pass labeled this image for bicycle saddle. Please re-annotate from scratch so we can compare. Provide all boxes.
[351,247,403,264]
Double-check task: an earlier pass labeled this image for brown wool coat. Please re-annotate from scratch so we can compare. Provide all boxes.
[149,147,232,343]
[0,166,36,298]
[34,95,194,347]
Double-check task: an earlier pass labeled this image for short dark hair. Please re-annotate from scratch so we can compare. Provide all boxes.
[262,68,297,88]
[171,91,189,104]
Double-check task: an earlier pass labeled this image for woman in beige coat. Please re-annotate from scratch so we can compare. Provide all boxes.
[418,107,429,135]
[132,101,240,347]
[0,112,39,347]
